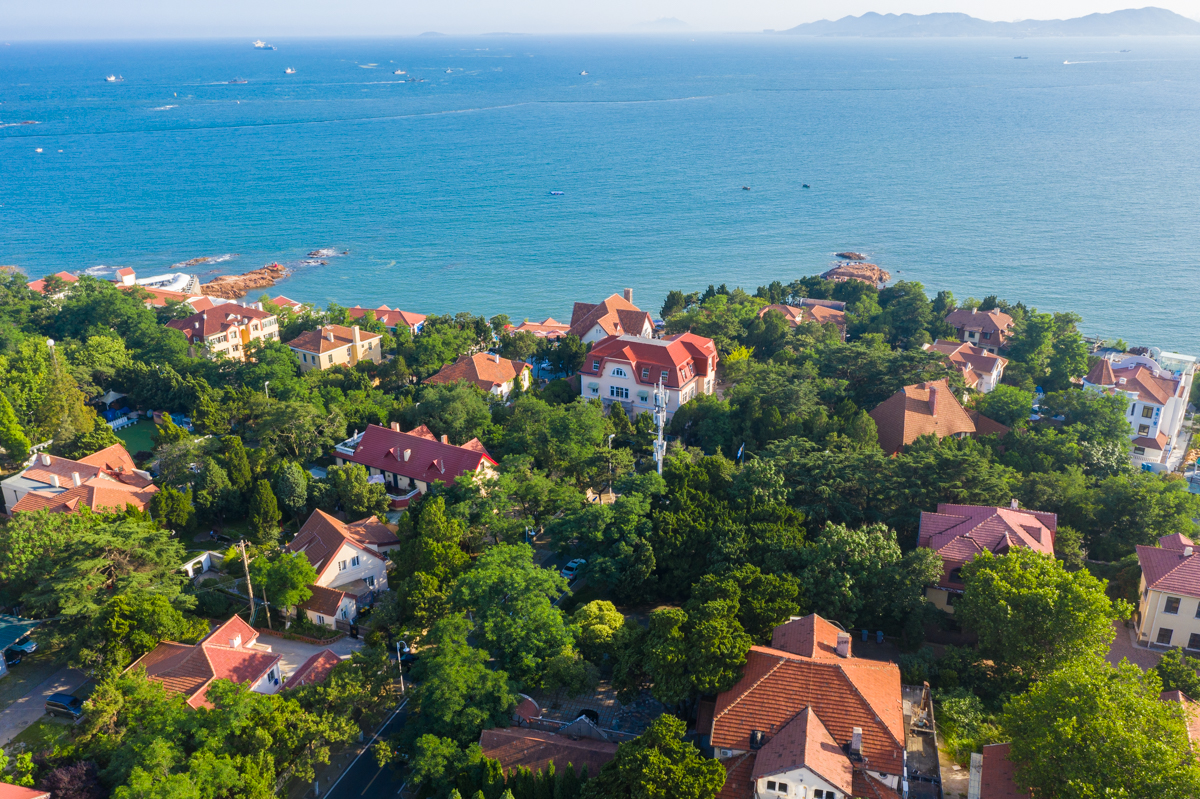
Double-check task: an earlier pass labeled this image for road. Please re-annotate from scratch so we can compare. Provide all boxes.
[324,701,410,799]
[0,666,87,747]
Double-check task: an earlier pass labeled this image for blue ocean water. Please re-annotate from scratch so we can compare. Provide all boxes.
[2,35,1199,350]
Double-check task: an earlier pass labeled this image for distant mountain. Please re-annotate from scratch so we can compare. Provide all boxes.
[781,7,1200,36]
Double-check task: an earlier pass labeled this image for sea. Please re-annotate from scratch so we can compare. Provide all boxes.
[2,35,1199,351]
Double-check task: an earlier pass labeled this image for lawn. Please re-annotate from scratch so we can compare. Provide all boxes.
[114,420,156,460]
[8,716,72,754]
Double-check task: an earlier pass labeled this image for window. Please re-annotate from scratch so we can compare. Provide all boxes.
[592,360,601,371]
[767,782,776,792]
[316,615,325,626]
[610,386,629,400]
[612,367,627,377]
[1143,405,1155,418]
[1190,633,1200,650]
[351,555,361,567]
[1138,424,1151,435]
[777,784,788,794]
[1166,596,1181,614]
[338,560,347,571]
[968,330,977,338]
[1158,627,1174,645]
[982,331,992,339]
[660,370,669,382]
[327,354,334,364]
[1134,446,1146,455]
[641,367,650,379]
[301,353,307,363]
[948,567,963,584]
[1130,405,1136,416]
[814,791,825,799]
[367,575,376,588]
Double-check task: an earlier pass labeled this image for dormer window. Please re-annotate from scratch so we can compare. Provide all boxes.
[661,370,669,383]
[592,360,601,371]
[612,367,627,377]
[642,367,650,379]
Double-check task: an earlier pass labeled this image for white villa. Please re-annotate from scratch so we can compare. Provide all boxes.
[578,332,719,421]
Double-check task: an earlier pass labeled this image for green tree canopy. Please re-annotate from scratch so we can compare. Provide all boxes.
[72,590,208,676]
[247,479,283,545]
[580,715,725,799]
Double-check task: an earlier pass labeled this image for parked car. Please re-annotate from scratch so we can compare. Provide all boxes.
[4,649,22,667]
[560,558,587,580]
[45,693,84,720]
[8,634,37,655]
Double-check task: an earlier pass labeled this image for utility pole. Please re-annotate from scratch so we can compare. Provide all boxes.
[653,381,667,475]
[238,541,256,625]
[260,584,273,630]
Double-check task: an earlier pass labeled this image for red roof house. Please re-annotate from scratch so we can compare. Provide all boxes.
[868,379,978,455]
[701,614,906,799]
[978,743,1032,799]
[424,352,532,398]
[479,727,618,777]
[924,340,1009,393]
[0,785,50,799]
[3,445,157,517]
[918,502,1057,610]
[508,318,571,339]
[578,332,718,420]
[284,648,344,689]
[568,290,654,344]
[26,271,79,294]
[333,423,497,500]
[944,308,1014,353]
[1134,534,1200,648]
[347,305,426,334]
[127,616,282,709]
[758,300,847,339]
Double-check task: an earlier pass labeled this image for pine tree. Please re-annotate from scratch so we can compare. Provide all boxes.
[150,485,195,532]
[222,435,253,495]
[534,762,555,799]
[273,461,310,523]
[194,457,233,524]
[0,391,31,463]
[248,479,282,545]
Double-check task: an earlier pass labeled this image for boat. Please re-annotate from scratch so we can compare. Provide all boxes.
[445,68,454,74]
[394,69,406,74]
[253,40,277,50]
[1014,56,1028,59]
[105,75,124,82]
[285,67,296,74]
[1120,49,1131,53]
[229,78,248,84]
[580,70,589,76]
[549,191,565,196]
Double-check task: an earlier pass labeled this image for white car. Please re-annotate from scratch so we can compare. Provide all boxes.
[560,559,587,580]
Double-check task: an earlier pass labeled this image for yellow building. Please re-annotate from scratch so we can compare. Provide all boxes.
[286,324,383,372]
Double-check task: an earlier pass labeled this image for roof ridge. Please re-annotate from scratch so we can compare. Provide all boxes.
[828,660,904,750]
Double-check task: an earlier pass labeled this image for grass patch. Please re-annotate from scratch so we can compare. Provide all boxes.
[114,420,158,464]
[8,716,72,754]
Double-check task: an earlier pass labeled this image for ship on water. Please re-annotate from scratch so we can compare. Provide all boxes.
[253,40,277,50]
[105,75,124,82]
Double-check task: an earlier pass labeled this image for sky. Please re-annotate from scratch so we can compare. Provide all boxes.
[2,0,1199,39]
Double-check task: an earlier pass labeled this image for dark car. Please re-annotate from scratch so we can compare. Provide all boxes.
[3,649,22,667]
[45,693,84,720]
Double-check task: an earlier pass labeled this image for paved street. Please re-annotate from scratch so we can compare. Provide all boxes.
[323,701,410,799]
[0,666,87,747]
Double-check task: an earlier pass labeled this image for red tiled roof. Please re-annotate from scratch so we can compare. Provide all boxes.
[758,302,847,331]
[478,728,618,776]
[1136,534,1200,597]
[968,410,1011,438]
[919,503,1056,587]
[510,318,570,339]
[0,784,51,799]
[852,771,903,799]
[945,308,1013,337]
[287,509,388,582]
[1161,690,1200,746]
[751,707,853,795]
[128,616,279,709]
[568,294,652,340]
[1086,358,1117,386]
[11,479,157,515]
[407,424,437,440]
[515,695,541,721]
[26,271,78,293]
[868,379,976,455]
[926,340,1008,385]
[980,743,1032,799]
[344,516,402,549]
[347,305,426,330]
[717,754,757,799]
[271,295,305,311]
[579,333,718,389]
[770,614,850,660]
[1108,362,1181,405]
[338,424,495,488]
[166,306,276,343]
[286,324,381,354]
[1132,433,1170,451]
[284,649,343,689]
[425,352,530,393]
[707,614,906,777]
[12,445,156,515]
[299,584,348,616]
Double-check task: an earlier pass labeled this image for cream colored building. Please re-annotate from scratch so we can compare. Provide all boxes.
[286,324,383,372]
[1135,533,1200,650]
[166,306,279,362]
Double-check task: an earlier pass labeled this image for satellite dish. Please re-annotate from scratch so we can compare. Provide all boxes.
[1150,346,1163,360]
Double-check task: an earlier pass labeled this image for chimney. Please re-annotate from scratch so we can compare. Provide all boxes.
[403,448,411,461]
[72,472,81,487]
[623,288,633,303]
[352,325,362,346]
[749,730,765,750]
[971,307,977,314]
[440,434,449,444]
[1010,498,1019,510]
[327,328,335,342]
[836,632,851,658]
[1186,546,1194,557]
[193,321,199,329]
[50,474,60,489]
[850,727,863,756]
[928,384,939,416]
[229,634,242,649]
[40,452,51,466]
[390,422,401,432]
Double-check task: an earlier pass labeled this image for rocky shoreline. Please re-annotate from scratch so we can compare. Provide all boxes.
[200,263,290,300]
[821,262,891,286]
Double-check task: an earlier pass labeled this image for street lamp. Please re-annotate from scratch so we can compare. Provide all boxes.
[396,639,409,694]
[264,380,270,399]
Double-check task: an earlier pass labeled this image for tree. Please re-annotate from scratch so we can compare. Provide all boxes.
[151,415,189,449]
[580,715,725,799]
[1001,655,1200,798]
[1156,646,1200,699]
[253,400,347,463]
[248,479,282,544]
[250,552,318,617]
[0,389,31,462]
[691,565,801,643]
[36,761,105,799]
[641,601,752,708]
[73,590,208,675]
[327,463,389,520]
[52,415,122,460]
[149,485,195,532]
[221,435,253,495]
[404,382,495,445]
[957,548,1130,682]
[973,385,1032,429]
[450,544,573,687]
[274,461,310,522]
[193,457,234,524]
[541,646,599,704]
[572,600,627,663]
[408,614,517,745]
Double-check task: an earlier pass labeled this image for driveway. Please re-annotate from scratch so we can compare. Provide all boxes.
[0,666,87,748]
[255,633,365,678]
[1106,620,1163,671]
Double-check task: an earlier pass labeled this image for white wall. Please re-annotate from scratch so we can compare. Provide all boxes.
[319,542,388,592]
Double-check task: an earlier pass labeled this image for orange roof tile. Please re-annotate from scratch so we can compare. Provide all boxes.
[568,293,653,340]
[287,509,389,581]
[580,333,718,389]
[425,352,530,393]
[1085,358,1117,386]
[980,743,1032,799]
[286,324,381,354]
[284,649,343,689]
[299,584,348,616]
[868,379,976,455]
[717,754,757,799]
[750,707,853,795]
[478,728,618,776]
[347,305,426,330]
[26,271,79,293]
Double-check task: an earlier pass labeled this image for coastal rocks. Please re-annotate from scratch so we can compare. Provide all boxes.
[201,263,289,299]
[821,262,891,287]
[835,251,868,260]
